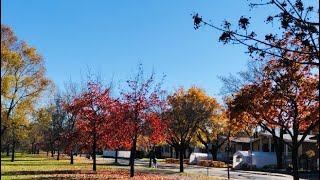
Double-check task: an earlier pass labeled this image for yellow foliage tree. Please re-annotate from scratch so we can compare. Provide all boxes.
[1,25,52,161]
[166,86,220,172]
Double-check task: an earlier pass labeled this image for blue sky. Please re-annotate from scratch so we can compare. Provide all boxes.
[1,0,279,102]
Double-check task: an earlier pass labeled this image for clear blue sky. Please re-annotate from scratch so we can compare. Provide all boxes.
[1,0,277,102]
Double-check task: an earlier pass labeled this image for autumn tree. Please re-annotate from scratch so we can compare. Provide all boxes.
[119,64,166,177]
[28,107,53,154]
[193,0,319,66]
[228,37,318,179]
[196,108,230,161]
[220,60,288,169]
[166,86,219,172]
[1,25,52,161]
[65,82,115,171]
[61,81,81,164]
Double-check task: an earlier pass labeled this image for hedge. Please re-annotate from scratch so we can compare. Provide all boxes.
[198,160,225,167]
[165,158,189,164]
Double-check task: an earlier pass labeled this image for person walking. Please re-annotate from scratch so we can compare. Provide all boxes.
[152,156,158,168]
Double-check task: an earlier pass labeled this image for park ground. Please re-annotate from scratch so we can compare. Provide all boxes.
[1,153,221,180]
[1,153,318,179]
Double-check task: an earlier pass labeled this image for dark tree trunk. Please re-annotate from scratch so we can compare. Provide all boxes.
[211,146,218,161]
[37,148,39,154]
[57,150,60,160]
[31,142,35,154]
[6,143,10,156]
[179,147,184,172]
[51,143,54,157]
[92,132,97,171]
[47,151,49,157]
[70,150,74,164]
[34,144,37,154]
[272,128,284,169]
[11,140,15,162]
[149,149,153,167]
[274,137,284,169]
[292,139,299,180]
[115,149,118,164]
[130,137,137,177]
[170,147,173,158]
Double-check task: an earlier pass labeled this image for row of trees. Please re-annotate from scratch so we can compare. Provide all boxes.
[1,24,230,178]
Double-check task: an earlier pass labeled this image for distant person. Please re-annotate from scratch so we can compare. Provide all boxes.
[153,156,158,168]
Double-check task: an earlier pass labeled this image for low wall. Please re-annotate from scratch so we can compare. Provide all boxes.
[103,150,131,158]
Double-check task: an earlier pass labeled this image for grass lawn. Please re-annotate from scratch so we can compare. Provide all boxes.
[1,153,223,180]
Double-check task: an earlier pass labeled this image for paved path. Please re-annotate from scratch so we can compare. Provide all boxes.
[97,158,317,180]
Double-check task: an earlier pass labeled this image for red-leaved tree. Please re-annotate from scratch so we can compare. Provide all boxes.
[120,65,166,177]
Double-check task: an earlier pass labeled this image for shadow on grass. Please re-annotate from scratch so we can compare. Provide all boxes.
[1,159,42,162]
[97,162,129,167]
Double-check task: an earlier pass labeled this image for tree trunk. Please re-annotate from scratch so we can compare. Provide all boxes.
[11,139,15,162]
[149,149,153,167]
[37,148,39,154]
[274,138,283,169]
[70,150,74,164]
[31,141,35,154]
[273,128,284,169]
[211,146,218,161]
[6,143,10,156]
[179,147,184,172]
[170,147,173,158]
[130,137,137,177]
[57,145,60,160]
[115,149,118,164]
[47,151,49,157]
[92,132,97,171]
[51,143,54,157]
[292,146,299,180]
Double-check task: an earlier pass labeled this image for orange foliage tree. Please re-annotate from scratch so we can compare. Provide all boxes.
[227,34,318,179]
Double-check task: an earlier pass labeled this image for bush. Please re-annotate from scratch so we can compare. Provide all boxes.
[241,163,256,170]
[165,158,189,164]
[305,150,315,159]
[198,160,225,167]
[262,164,277,169]
[286,164,293,171]
[135,151,145,159]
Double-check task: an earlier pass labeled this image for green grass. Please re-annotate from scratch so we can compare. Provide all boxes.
[1,153,99,179]
[1,153,226,179]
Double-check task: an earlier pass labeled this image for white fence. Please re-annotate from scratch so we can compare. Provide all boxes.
[103,150,131,158]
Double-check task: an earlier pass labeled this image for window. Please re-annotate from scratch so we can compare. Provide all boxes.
[236,155,242,162]
[165,146,170,153]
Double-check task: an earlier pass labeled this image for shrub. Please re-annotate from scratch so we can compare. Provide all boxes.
[262,164,277,169]
[241,163,256,170]
[165,158,189,164]
[305,150,315,159]
[198,160,225,167]
[286,164,293,171]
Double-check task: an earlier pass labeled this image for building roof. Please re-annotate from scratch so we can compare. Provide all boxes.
[310,133,319,140]
[258,132,317,143]
[231,137,260,143]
